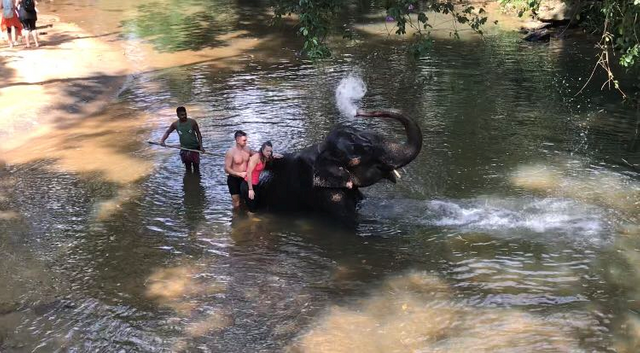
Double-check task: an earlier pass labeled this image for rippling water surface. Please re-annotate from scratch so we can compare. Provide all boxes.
[1,1,639,352]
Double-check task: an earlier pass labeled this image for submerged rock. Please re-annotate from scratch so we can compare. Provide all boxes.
[0,301,20,316]
[519,20,552,33]
[523,29,551,42]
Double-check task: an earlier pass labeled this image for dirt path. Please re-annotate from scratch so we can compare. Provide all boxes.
[0,15,131,150]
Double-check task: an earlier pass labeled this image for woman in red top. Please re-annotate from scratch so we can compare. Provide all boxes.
[241,141,273,213]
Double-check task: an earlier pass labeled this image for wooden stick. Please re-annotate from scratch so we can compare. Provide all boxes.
[147,141,217,156]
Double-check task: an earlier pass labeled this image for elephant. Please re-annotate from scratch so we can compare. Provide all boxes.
[254,109,423,225]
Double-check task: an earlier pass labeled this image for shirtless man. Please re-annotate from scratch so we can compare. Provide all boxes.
[224,130,251,208]
[225,130,282,209]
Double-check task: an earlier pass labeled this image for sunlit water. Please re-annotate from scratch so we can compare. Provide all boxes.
[1,0,640,352]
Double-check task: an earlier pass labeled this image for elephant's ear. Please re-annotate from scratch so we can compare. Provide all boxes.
[312,150,351,188]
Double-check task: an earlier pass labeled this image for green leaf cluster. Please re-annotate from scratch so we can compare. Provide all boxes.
[580,0,640,98]
[594,0,640,70]
[499,0,640,72]
[272,0,341,58]
[499,0,639,102]
[270,0,488,58]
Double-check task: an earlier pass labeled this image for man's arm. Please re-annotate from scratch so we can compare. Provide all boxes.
[193,120,205,152]
[159,122,176,145]
[224,150,246,178]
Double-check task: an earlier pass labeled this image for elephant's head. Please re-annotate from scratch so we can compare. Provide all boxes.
[313,109,423,188]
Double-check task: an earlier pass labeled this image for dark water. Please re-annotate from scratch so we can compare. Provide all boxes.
[1,1,640,352]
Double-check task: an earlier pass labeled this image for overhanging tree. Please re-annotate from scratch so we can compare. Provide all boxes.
[270,0,488,58]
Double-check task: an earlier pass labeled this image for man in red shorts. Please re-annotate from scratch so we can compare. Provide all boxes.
[160,106,205,173]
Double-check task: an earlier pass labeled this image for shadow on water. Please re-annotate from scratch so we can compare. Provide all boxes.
[182,172,208,235]
[121,0,274,53]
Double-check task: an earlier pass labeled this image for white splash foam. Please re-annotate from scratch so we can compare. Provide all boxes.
[335,74,367,117]
[360,196,611,244]
[426,198,606,237]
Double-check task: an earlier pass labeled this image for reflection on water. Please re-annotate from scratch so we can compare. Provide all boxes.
[512,157,640,219]
[1,0,640,351]
[121,0,240,52]
[182,172,208,235]
[1,105,154,185]
[94,186,142,221]
[145,265,226,315]
[293,271,589,352]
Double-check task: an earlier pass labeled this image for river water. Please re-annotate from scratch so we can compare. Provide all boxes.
[1,1,639,352]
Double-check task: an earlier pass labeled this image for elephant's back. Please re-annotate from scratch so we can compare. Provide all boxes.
[259,153,314,212]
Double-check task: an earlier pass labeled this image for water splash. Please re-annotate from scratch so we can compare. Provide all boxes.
[360,196,611,244]
[335,74,367,118]
[427,198,604,235]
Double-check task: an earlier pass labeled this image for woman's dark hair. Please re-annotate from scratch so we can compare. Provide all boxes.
[259,141,273,163]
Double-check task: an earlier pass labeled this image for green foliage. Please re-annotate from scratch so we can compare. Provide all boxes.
[382,1,487,57]
[500,0,639,102]
[272,0,341,59]
[270,0,488,58]
[585,0,640,69]
[579,0,640,101]
[408,36,434,56]
[499,0,639,72]
[621,44,639,67]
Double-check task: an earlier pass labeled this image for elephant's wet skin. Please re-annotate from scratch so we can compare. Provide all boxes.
[256,109,423,225]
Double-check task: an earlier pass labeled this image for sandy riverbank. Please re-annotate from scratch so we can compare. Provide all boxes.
[0,10,267,186]
[0,14,131,148]
[0,14,143,184]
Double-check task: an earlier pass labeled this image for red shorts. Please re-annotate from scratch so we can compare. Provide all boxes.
[1,13,22,35]
[180,150,200,164]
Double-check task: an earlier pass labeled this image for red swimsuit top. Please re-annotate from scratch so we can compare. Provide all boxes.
[246,160,265,186]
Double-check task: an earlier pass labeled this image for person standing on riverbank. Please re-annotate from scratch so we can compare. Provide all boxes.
[160,106,205,173]
[1,0,22,48]
[17,0,38,48]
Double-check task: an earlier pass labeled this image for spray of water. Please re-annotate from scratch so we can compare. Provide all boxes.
[335,74,367,117]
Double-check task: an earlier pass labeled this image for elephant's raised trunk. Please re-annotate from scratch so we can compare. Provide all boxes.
[355,109,423,169]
